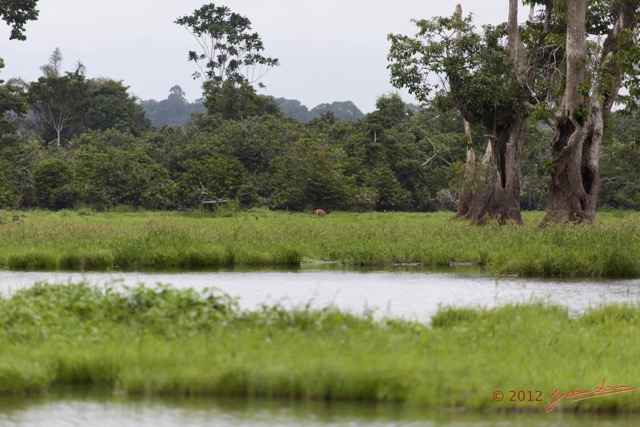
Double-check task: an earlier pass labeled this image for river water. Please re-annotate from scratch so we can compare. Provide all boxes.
[1,390,639,427]
[1,267,639,426]
[1,267,639,322]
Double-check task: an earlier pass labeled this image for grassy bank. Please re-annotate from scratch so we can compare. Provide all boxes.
[0,282,639,413]
[0,209,639,277]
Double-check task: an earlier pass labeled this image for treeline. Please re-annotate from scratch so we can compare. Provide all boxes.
[0,52,638,212]
[138,85,366,128]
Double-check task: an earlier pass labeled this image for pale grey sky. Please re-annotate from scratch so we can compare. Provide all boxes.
[1,1,530,113]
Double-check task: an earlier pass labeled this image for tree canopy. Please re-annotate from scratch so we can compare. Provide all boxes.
[0,0,39,40]
[26,49,150,146]
[388,0,640,224]
[175,3,278,85]
[2,1,640,222]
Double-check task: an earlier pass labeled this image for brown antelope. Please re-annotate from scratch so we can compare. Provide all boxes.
[314,209,326,217]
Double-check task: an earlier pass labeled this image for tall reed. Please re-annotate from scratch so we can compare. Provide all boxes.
[0,210,638,277]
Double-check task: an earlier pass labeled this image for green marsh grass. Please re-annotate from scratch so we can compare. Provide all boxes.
[0,210,639,277]
[0,282,639,413]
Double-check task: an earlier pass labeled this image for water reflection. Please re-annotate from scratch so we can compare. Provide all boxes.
[0,391,638,427]
[1,268,639,322]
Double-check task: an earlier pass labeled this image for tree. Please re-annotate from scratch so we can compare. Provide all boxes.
[1,0,38,138]
[270,137,355,211]
[388,2,532,224]
[209,114,300,175]
[309,101,365,121]
[140,86,206,127]
[85,78,151,135]
[33,158,77,209]
[27,49,90,146]
[275,98,312,122]
[176,156,248,207]
[175,3,278,84]
[1,0,39,40]
[202,78,281,120]
[0,59,27,137]
[390,2,640,224]
[598,111,640,209]
[71,132,176,210]
[367,93,412,129]
[0,157,19,207]
[541,0,640,223]
[28,49,151,145]
[175,3,280,121]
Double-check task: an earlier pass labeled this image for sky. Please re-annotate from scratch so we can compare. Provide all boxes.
[1,1,531,113]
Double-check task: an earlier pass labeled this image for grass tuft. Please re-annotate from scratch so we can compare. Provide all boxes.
[0,282,639,413]
[0,210,638,277]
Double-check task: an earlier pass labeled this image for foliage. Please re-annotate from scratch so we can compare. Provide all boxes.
[85,78,150,135]
[32,158,77,210]
[140,85,206,127]
[270,137,355,211]
[275,98,313,122]
[309,101,364,121]
[0,281,640,413]
[599,112,640,209]
[0,59,27,136]
[388,14,522,128]
[202,79,281,121]
[520,123,553,210]
[0,0,38,40]
[9,77,640,216]
[0,157,19,207]
[275,98,365,123]
[3,9,640,218]
[71,132,177,210]
[174,3,278,84]
[176,155,248,207]
[26,49,150,146]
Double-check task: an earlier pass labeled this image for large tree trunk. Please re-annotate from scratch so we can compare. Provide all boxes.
[451,120,475,220]
[469,110,526,225]
[542,0,590,223]
[544,114,600,223]
[451,4,474,221]
[543,0,639,223]
[463,0,526,225]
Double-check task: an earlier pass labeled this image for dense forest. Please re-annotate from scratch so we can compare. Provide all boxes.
[138,86,366,128]
[1,1,639,217]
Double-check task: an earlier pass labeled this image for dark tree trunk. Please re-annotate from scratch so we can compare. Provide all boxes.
[451,146,475,220]
[543,113,600,223]
[455,0,527,225]
[451,117,475,220]
[451,4,474,221]
[469,110,526,225]
[543,0,639,223]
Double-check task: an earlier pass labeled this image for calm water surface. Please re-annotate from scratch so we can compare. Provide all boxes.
[1,268,639,322]
[0,391,638,427]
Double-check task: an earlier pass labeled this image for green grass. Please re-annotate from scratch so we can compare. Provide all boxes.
[0,282,639,414]
[0,209,639,277]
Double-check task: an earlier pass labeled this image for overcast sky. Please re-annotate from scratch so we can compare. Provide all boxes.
[1,1,530,113]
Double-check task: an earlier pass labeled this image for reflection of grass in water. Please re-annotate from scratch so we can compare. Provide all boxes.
[3,393,635,426]
[0,210,638,277]
[0,282,639,413]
